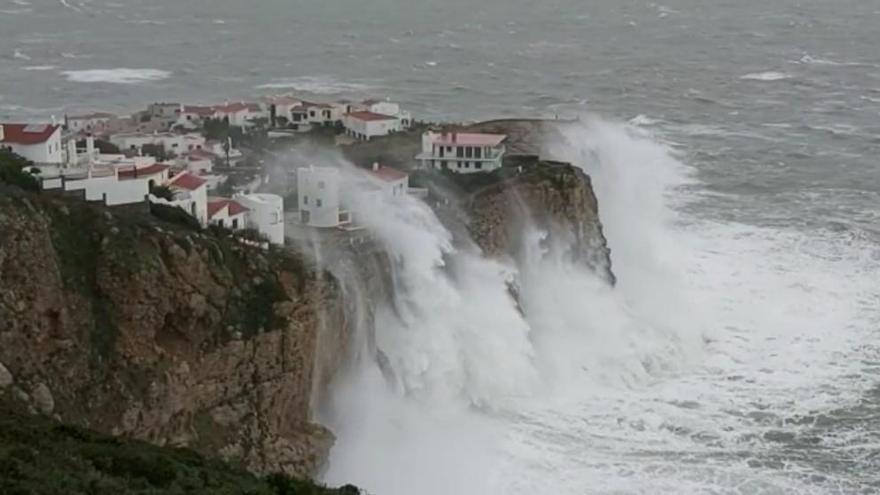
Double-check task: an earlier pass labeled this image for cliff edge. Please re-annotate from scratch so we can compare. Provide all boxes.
[0,187,346,478]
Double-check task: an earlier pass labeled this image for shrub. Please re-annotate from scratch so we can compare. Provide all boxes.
[0,150,40,191]
[149,202,202,230]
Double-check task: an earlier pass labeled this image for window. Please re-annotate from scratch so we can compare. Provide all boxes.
[318,181,325,189]
[232,218,239,229]
[303,195,309,205]
[316,198,323,207]
[456,147,464,158]
[475,163,483,169]
[465,147,473,158]
[457,162,462,169]
[474,147,482,158]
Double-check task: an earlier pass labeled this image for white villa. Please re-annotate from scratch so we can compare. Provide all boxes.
[207,198,249,231]
[233,193,285,245]
[342,111,401,141]
[296,166,349,228]
[354,99,412,128]
[296,163,410,229]
[0,123,63,166]
[165,172,209,225]
[416,131,507,174]
[65,112,116,135]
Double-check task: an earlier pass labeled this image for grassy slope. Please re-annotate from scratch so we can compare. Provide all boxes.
[0,402,358,495]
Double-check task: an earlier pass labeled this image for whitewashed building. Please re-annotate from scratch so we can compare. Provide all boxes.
[65,113,116,135]
[342,111,401,140]
[109,132,186,156]
[181,149,217,175]
[165,172,209,225]
[365,162,409,197]
[0,123,63,166]
[296,166,349,228]
[353,99,412,128]
[416,131,507,173]
[207,198,249,230]
[234,193,285,245]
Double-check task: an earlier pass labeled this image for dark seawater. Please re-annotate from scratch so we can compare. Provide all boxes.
[3,1,879,493]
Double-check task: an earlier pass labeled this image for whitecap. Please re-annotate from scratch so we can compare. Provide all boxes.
[61,68,171,84]
[255,75,371,94]
[13,49,31,61]
[425,61,438,67]
[740,71,791,81]
[628,114,660,126]
[22,65,56,71]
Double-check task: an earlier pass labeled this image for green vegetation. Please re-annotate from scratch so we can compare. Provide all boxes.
[149,183,175,201]
[0,150,40,191]
[149,202,202,230]
[0,402,359,495]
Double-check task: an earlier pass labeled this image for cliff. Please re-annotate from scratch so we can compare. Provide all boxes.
[465,159,614,283]
[0,187,347,478]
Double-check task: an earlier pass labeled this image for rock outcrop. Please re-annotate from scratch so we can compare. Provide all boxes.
[0,188,347,477]
[465,159,614,283]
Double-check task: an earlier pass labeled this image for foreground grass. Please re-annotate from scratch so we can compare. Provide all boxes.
[0,402,359,495]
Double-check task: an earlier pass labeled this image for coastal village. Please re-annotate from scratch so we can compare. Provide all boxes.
[0,94,510,246]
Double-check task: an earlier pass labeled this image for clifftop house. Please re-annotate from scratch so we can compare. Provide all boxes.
[0,123,63,167]
[416,131,507,174]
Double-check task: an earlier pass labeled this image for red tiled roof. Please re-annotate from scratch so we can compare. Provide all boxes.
[347,111,396,122]
[179,106,216,117]
[263,95,300,106]
[207,198,249,219]
[118,163,170,179]
[168,172,207,191]
[430,132,507,147]
[0,123,60,145]
[213,102,250,114]
[186,149,218,161]
[367,164,408,182]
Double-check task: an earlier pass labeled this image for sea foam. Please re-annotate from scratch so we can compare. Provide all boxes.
[61,68,171,84]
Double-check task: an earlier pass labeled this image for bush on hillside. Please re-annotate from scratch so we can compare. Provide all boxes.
[0,150,40,191]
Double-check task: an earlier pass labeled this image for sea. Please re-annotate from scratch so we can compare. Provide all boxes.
[2,1,879,494]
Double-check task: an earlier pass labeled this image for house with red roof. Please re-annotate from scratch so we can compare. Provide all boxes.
[162,172,209,225]
[416,130,508,174]
[0,123,63,165]
[207,198,249,230]
[342,111,402,141]
[365,162,409,197]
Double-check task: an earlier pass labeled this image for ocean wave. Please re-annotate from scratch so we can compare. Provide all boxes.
[740,71,791,81]
[0,7,32,14]
[628,114,661,126]
[22,65,56,71]
[61,68,171,84]
[13,49,31,61]
[255,76,371,94]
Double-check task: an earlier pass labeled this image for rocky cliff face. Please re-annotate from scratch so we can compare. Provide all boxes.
[0,188,347,478]
[465,160,614,283]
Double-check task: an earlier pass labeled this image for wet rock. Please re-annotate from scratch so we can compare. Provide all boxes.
[31,383,55,415]
[0,362,13,388]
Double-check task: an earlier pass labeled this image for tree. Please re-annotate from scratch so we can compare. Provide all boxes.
[0,150,40,191]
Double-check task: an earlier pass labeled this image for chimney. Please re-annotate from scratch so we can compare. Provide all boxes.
[0,124,5,142]
[51,115,57,126]
[372,162,380,171]
[86,135,95,159]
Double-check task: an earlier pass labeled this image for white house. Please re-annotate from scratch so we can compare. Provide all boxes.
[234,193,285,245]
[301,102,343,126]
[181,149,217,175]
[165,172,209,225]
[174,105,217,130]
[109,132,186,156]
[296,166,348,228]
[61,164,152,206]
[342,111,401,140]
[416,131,507,174]
[365,162,409,197]
[354,99,412,128]
[65,113,116,135]
[211,102,264,128]
[117,163,171,188]
[0,123,63,166]
[207,198,249,230]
